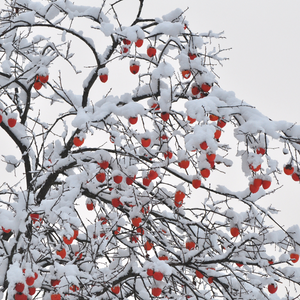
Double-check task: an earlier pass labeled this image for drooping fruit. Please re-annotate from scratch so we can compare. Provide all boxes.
[209,114,219,121]
[98,160,109,169]
[249,164,261,172]
[113,175,123,184]
[143,177,151,186]
[268,283,278,294]
[144,240,153,251]
[217,119,226,128]
[147,47,156,57]
[192,179,201,189]
[99,74,108,83]
[214,129,221,140]
[141,138,151,147]
[256,147,266,155]
[186,240,196,250]
[51,279,61,287]
[86,202,94,211]
[129,116,138,124]
[34,81,43,90]
[188,52,197,60]
[56,248,66,259]
[111,285,120,294]
[135,39,143,47]
[292,172,300,181]
[51,294,62,300]
[147,268,154,276]
[200,168,210,178]
[126,175,136,185]
[39,75,49,83]
[28,286,36,295]
[148,170,158,180]
[249,184,259,194]
[161,112,170,122]
[152,287,162,297]
[96,172,106,183]
[63,235,74,245]
[262,179,271,189]
[182,70,191,79]
[236,263,243,268]
[178,160,189,169]
[290,253,299,263]
[73,137,84,147]
[206,153,216,162]
[201,83,211,92]
[284,164,294,175]
[163,151,173,159]
[130,64,139,74]
[200,141,208,150]
[196,270,204,278]
[15,283,25,293]
[131,217,142,227]
[191,86,200,95]
[187,115,196,124]
[208,277,214,284]
[123,39,131,45]
[26,276,35,286]
[175,190,185,203]
[153,271,163,281]
[8,118,17,128]
[230,227,240,237]
[112,197,122,208]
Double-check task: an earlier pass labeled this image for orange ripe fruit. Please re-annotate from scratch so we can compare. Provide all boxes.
[230,227,240,237]
[56,248,66,259]
[147,268,154,276]
[147,47,156,57]
[63,235,74,245]
[98,160,109,169]
[70,285,79,292]
[249,164,261,172]
[153,271,163,281]
[2,227,11,233]
[209,114,219,121]
[284,164,294,175]
[163,151,173,159]
[143,177,151,186]
[206,153,216,162]
[28,286,36,295]
[39,75,49,83]
[34,81,43,90]
[256,147,266,155]
[208,276,214,284]
[26,276,35,286]
[187,115,196,124]
[200,141,208,150]
[123,39,131,45]
[51,294,62,300]
[186,240,196,250]
[141,138,151,147]
[15,283,25,293]
[161,112,170,122]
[152,287,162,297]
[111,285,120,294]
[191,86,200,95]
[175,190,185,202]
[290,253,299,263]
[99,74,108,83]
[253,178,262,187]
[236,263,243,268]
[96,172,106,183]
[192,179,201,189]
[200,168,210,178]
[73,137,84,147]
[148,170,158,180]
[130,64,139,74]
[214,129,221,140]
[292,172,300,181]
[188,53,197,60]
[51,279,61,287]
[268,284,277,294]
[144,240,153,251]
[135,39,143,47]
[8,118,17,128]
[129,116,138,124]
[137,227,144,235]
[111,197,122,207]
[113,175,123,184]
[178,160,189,169]
[131,217,142,227]
[217,119,226,128]
[201,83,211,92]
[249,184,260,194]
[196,270,203,278]
[86,202,94,210]
[158,255,168,261]
[182,70,191,79]
[262,180,271,189]
[126,175,136,185]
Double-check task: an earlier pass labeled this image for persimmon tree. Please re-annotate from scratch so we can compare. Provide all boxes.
[1,1,300,300]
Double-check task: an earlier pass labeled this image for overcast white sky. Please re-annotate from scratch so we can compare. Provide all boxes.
[1,0,300,228]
